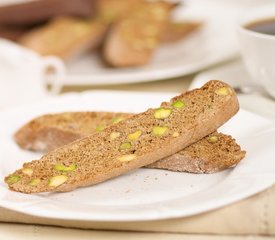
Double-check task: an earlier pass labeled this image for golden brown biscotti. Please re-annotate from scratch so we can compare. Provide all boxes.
[5,80,239,193]
[161,21,202,43]
[14,112,131,152]
[14,112,245,174]
[147,132,245,173]
[97,0,144,23]
[103,1,175,67]
[19,16,108,60]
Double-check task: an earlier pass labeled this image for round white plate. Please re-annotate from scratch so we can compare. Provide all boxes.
[64,0,241,86]
[0,91,275,221]
[63,0,275,86]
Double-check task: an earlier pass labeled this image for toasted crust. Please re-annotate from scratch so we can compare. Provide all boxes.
[0,0,96,26]
[103,1,175,67]
[6,80,239,193]
[19,16,108,60]
[14,112,131,152]
[161,21,202,43]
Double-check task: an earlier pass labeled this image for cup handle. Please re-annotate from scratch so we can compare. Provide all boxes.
[41,56,66,95]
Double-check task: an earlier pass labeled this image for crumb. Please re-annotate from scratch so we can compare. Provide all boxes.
[125,189,131,193]
[154,177,158,180]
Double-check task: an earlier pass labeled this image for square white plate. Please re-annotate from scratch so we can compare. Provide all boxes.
[0,91,275,221]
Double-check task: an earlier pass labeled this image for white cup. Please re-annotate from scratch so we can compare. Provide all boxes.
[238,4,275,98]
[0,39,66,108]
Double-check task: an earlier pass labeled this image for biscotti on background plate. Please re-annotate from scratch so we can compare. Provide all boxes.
[5,80,240,193]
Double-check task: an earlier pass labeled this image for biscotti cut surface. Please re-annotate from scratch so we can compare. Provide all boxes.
[147,132,246,173]
[14,112,131,152]
[14,113,245,174]
[5,80,239,193]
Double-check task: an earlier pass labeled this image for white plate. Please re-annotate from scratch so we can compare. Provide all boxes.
[0,0,272,89]
[64,0,241,86]
[0,91,275,221]
[62,0,275,86]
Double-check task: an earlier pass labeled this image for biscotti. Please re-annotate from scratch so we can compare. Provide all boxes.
[14,112,245,174]
[161,21,202,43]
[103,1,175,67]
[14,112,131,152]
[19,16,108,60]
[147,132,245,173]
[5,80,239,193]
[0,0,96,26]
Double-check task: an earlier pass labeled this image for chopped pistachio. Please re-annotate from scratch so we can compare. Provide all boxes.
[154,108,172,119]
[215,87,229,96]
[6,175,21,185]
[96,124,105,132]
[110,132,121,140]
[22,168,33,176]
[117,154,136,162]
[29,178,41,186]
[128,130,142,141]
[172,132,179,137]
[208,136,218,143]
[48,175,68,187]
[112,117,124,124]
[172,100,185,109]
[54,164,77,172]
[119,142,132,150]
[152,126,168,136]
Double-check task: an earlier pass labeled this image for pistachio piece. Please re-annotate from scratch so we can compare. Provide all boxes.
[215,87,229,96]
[172,132,179,137]
[128,130,142,141]
[152,126,168,136]
[6,175,21,185]
[48,175,68,187]
[54,164,77,172]
[22,168,33,176]
[96,124,105,132]
[119,142,132,150]
[208,136,218,143]
[112,117,124,124]
[172,100,185,109]
[117,154,136,162]
[110,131,121,140]
[154,108,172,119]
[29,178,41,186]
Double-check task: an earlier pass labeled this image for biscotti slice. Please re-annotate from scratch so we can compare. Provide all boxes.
[14,112,131,152]
[103,1,175,67]
[5,80,239,193]
[19,16,108,60]
[147,132,246,173]
[97,0,144,23]
[161,21,202,43]
[14,112,245,173]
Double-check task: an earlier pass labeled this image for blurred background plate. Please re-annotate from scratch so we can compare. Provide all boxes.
[1,0,273,88]
[62,0,275,86]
